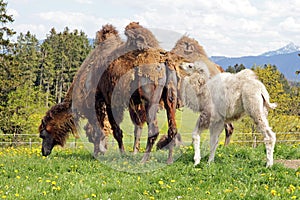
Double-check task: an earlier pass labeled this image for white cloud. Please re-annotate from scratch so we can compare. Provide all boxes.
[75,0,93,4]
[7,8,19,18]
[7,0,300,56]
[279,17,300,33]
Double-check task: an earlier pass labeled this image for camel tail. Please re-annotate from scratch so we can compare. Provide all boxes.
[261,87,277,110]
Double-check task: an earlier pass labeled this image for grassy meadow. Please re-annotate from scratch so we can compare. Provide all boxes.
[0,143,299,200]
[0,109,300,199]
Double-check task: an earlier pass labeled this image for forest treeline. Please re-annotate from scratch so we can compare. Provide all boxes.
[0,1,299,140]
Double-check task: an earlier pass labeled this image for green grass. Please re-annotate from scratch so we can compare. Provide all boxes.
[0,143,299,200]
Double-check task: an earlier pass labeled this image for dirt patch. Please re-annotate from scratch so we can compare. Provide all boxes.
[275,159,300,169]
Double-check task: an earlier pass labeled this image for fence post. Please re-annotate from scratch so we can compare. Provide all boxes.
[251,125,257,148]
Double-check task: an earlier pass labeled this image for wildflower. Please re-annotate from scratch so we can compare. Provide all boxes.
[291,196,297,200]
[286,185,296,194]
[46,180,51,183]
[224,189,232,193]
[265,185,269,191]
[42,191,47,196]
[91,193,96,198]
[143,190,149,195]
[149,197,155,200]
[271,189,277,196]
[187,187,192,191]
[137,176,141,181]
[1,195,7,199]
[15,193,20,197]
[155,190,159,193]
[170,180,176,183]
[52,186,61,191]
[296,171,300,177]
[205,191,211,195]
[158,180,164,185]
[16,175,21,179]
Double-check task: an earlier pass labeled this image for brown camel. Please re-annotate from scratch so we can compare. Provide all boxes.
[39,22,188,164]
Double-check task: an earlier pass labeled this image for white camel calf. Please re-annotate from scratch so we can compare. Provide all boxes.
[180,61,277,167]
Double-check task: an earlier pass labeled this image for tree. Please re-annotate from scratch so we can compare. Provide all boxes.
[226,64,246,73]
[37,27,91,103]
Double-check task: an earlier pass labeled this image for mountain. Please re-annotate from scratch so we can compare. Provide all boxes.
[211,43,300,81]
[260,42,300,57]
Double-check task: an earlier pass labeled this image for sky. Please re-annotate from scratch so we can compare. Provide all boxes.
[6,0,300,57]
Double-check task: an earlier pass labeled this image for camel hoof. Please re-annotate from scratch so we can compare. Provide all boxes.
[167,158,173,165]
[140,153,150,164]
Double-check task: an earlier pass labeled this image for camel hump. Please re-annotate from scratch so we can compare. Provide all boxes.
[124,21,160,50]
[95,24,120,44]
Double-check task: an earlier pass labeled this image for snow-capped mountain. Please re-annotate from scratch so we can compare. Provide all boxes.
[260,42,300,57]
[211,43,300,81]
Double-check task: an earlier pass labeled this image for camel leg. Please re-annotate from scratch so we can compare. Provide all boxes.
[193,111,211,166]
[253,115,276,167]
[129,103,146,154]
[163,69,179,164]
[94,101,109,155]
[106,106,125,153]
[140,84,164,163]
[208,120,224,163]
[133,125,143,154]
[224,123,234,146]
[245,96,276,167]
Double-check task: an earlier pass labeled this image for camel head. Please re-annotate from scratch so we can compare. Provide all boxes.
[38,102,78,156]
[171,35,208,62]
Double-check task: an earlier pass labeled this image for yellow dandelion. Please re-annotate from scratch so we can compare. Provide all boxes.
[261,173,266,176]
[265,185,269,191]
[170,180,176,183]
[149,196,155,200]
[14,169,19,173]
[224,189,232,193]
[205,191,210,195]
[15,193,19,197]
[271,189,277,196]
[291,196,297,200]
[46,180,51,183]
[91,193,97,198]
[16,175,21,179]
[138,176,141,181]
[1,195,7,199]
[158,180,164,185]
[143,190,149,195]
[155,190,160,193]
[42,191,47,196]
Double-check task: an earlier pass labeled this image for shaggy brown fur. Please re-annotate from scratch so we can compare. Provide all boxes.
[124,22,160,50]
[171,35,223,76]
[39,102,78,146]
[39,24,121,156]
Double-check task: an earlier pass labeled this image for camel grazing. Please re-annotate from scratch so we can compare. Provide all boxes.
[39,22,187,164]
[179,61,277,167]
[39,24,123,156]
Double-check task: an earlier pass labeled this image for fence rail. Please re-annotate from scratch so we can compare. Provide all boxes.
[0,132,299,147]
